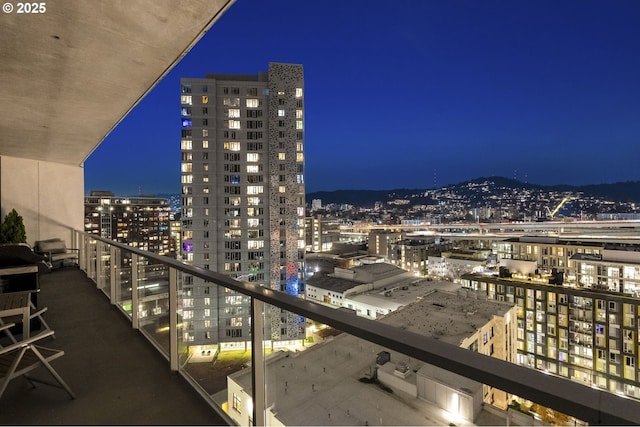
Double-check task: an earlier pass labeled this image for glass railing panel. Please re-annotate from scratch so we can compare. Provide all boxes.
[115,252,133,317]
[177,279,254,420]
[85,237,97,282]
[97,241,111,297]
[137,257,171,356]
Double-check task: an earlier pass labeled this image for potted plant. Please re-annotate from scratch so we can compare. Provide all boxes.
[0,209,27,244]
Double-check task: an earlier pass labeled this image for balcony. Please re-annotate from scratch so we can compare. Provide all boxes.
[0,265,227,425]
[2,233,640,425]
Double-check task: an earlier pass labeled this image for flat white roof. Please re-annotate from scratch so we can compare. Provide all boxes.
[229,284,510,426]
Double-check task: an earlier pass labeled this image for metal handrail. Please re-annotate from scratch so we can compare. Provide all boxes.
[83,233,640,425]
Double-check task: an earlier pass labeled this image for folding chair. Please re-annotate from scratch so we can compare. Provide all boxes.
[0,291,55,344]
[0,326,75,399]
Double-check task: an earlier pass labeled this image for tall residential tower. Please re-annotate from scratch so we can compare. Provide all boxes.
[180,63,306,349]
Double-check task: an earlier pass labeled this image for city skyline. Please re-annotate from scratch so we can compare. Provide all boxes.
[85,0,640,195]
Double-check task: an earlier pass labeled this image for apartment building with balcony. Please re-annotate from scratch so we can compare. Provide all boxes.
[180,63,306,349]
[496,235,604,281]
[461,268,640,401]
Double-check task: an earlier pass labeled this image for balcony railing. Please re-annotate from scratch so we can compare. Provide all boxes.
[72,231,640,425]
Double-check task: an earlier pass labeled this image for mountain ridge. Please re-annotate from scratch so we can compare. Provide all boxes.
[306,176,640,206]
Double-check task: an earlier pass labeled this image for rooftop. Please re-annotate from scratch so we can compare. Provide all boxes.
[229,288,513,426]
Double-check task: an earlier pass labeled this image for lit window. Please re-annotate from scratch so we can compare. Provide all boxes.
[279,186,286,193]
[246,99,259,108]
[181,163,192,173]
[248,240,264,249]
[278,153,286,160]
[202,95,208,104]
[247,165,259,173]
[247,186,264,195]
[296,142,303,151]
[202,129,208,137]
[181,95,192,105]
[297,153,304,162]
[223,98,240,107]
[296,109,303,118]
[247,197,260,206]
[228,109,240,118]
[297,174,304,184]
[296,120,303,130]
[297,207,304,216]
[224,142,241,151]
[278,109,285,117]
[181,140,192,150]
[181,175,193,183]
[228,120,241,129]
[295,88,303,98]
[247,153,260,162]
[202,140,208,149]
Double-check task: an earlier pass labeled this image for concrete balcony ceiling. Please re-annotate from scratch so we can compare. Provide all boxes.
[0,0,233,166]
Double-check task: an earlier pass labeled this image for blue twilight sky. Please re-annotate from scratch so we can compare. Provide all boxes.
[84,0,640,196]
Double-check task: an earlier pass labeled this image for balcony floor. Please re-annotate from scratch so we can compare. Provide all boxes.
[0,267,227,425]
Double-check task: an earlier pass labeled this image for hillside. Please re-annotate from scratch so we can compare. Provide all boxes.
[306,176,640,207]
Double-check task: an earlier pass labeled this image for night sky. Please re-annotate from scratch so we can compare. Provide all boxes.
[84,0,640,195]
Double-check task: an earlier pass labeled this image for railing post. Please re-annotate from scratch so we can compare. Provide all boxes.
[251,298,265,427]
[86,237,94,281]
[96,242,104,292]
[131,254,139,330]
[110,245,117,304]
[77,232,85,272]
[169,267,178,371]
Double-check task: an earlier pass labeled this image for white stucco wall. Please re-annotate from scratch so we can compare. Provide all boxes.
[0,155,84,246]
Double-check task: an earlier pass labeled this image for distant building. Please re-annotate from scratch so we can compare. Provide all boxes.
[311,198,322,211]
[304,216,341,252]
[388,237,438,276]
[367,230,402,258]
[307,262,448,319]
[84,190,173,257]
[428,248,492,280]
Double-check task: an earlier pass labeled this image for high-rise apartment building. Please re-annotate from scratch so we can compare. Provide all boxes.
[180,63,306,349]
[84,191,173,257]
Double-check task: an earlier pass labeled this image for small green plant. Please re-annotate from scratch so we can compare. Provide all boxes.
[0,209,27,244]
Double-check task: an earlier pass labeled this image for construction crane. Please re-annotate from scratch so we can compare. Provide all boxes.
[546,196,576,219]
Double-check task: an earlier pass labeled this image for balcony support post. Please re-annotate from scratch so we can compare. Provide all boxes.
[251,298,266,427]
[131,254,139,330]
[169,267,178,371]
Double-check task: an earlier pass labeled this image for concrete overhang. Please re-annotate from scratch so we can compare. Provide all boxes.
[0,0,234,166]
